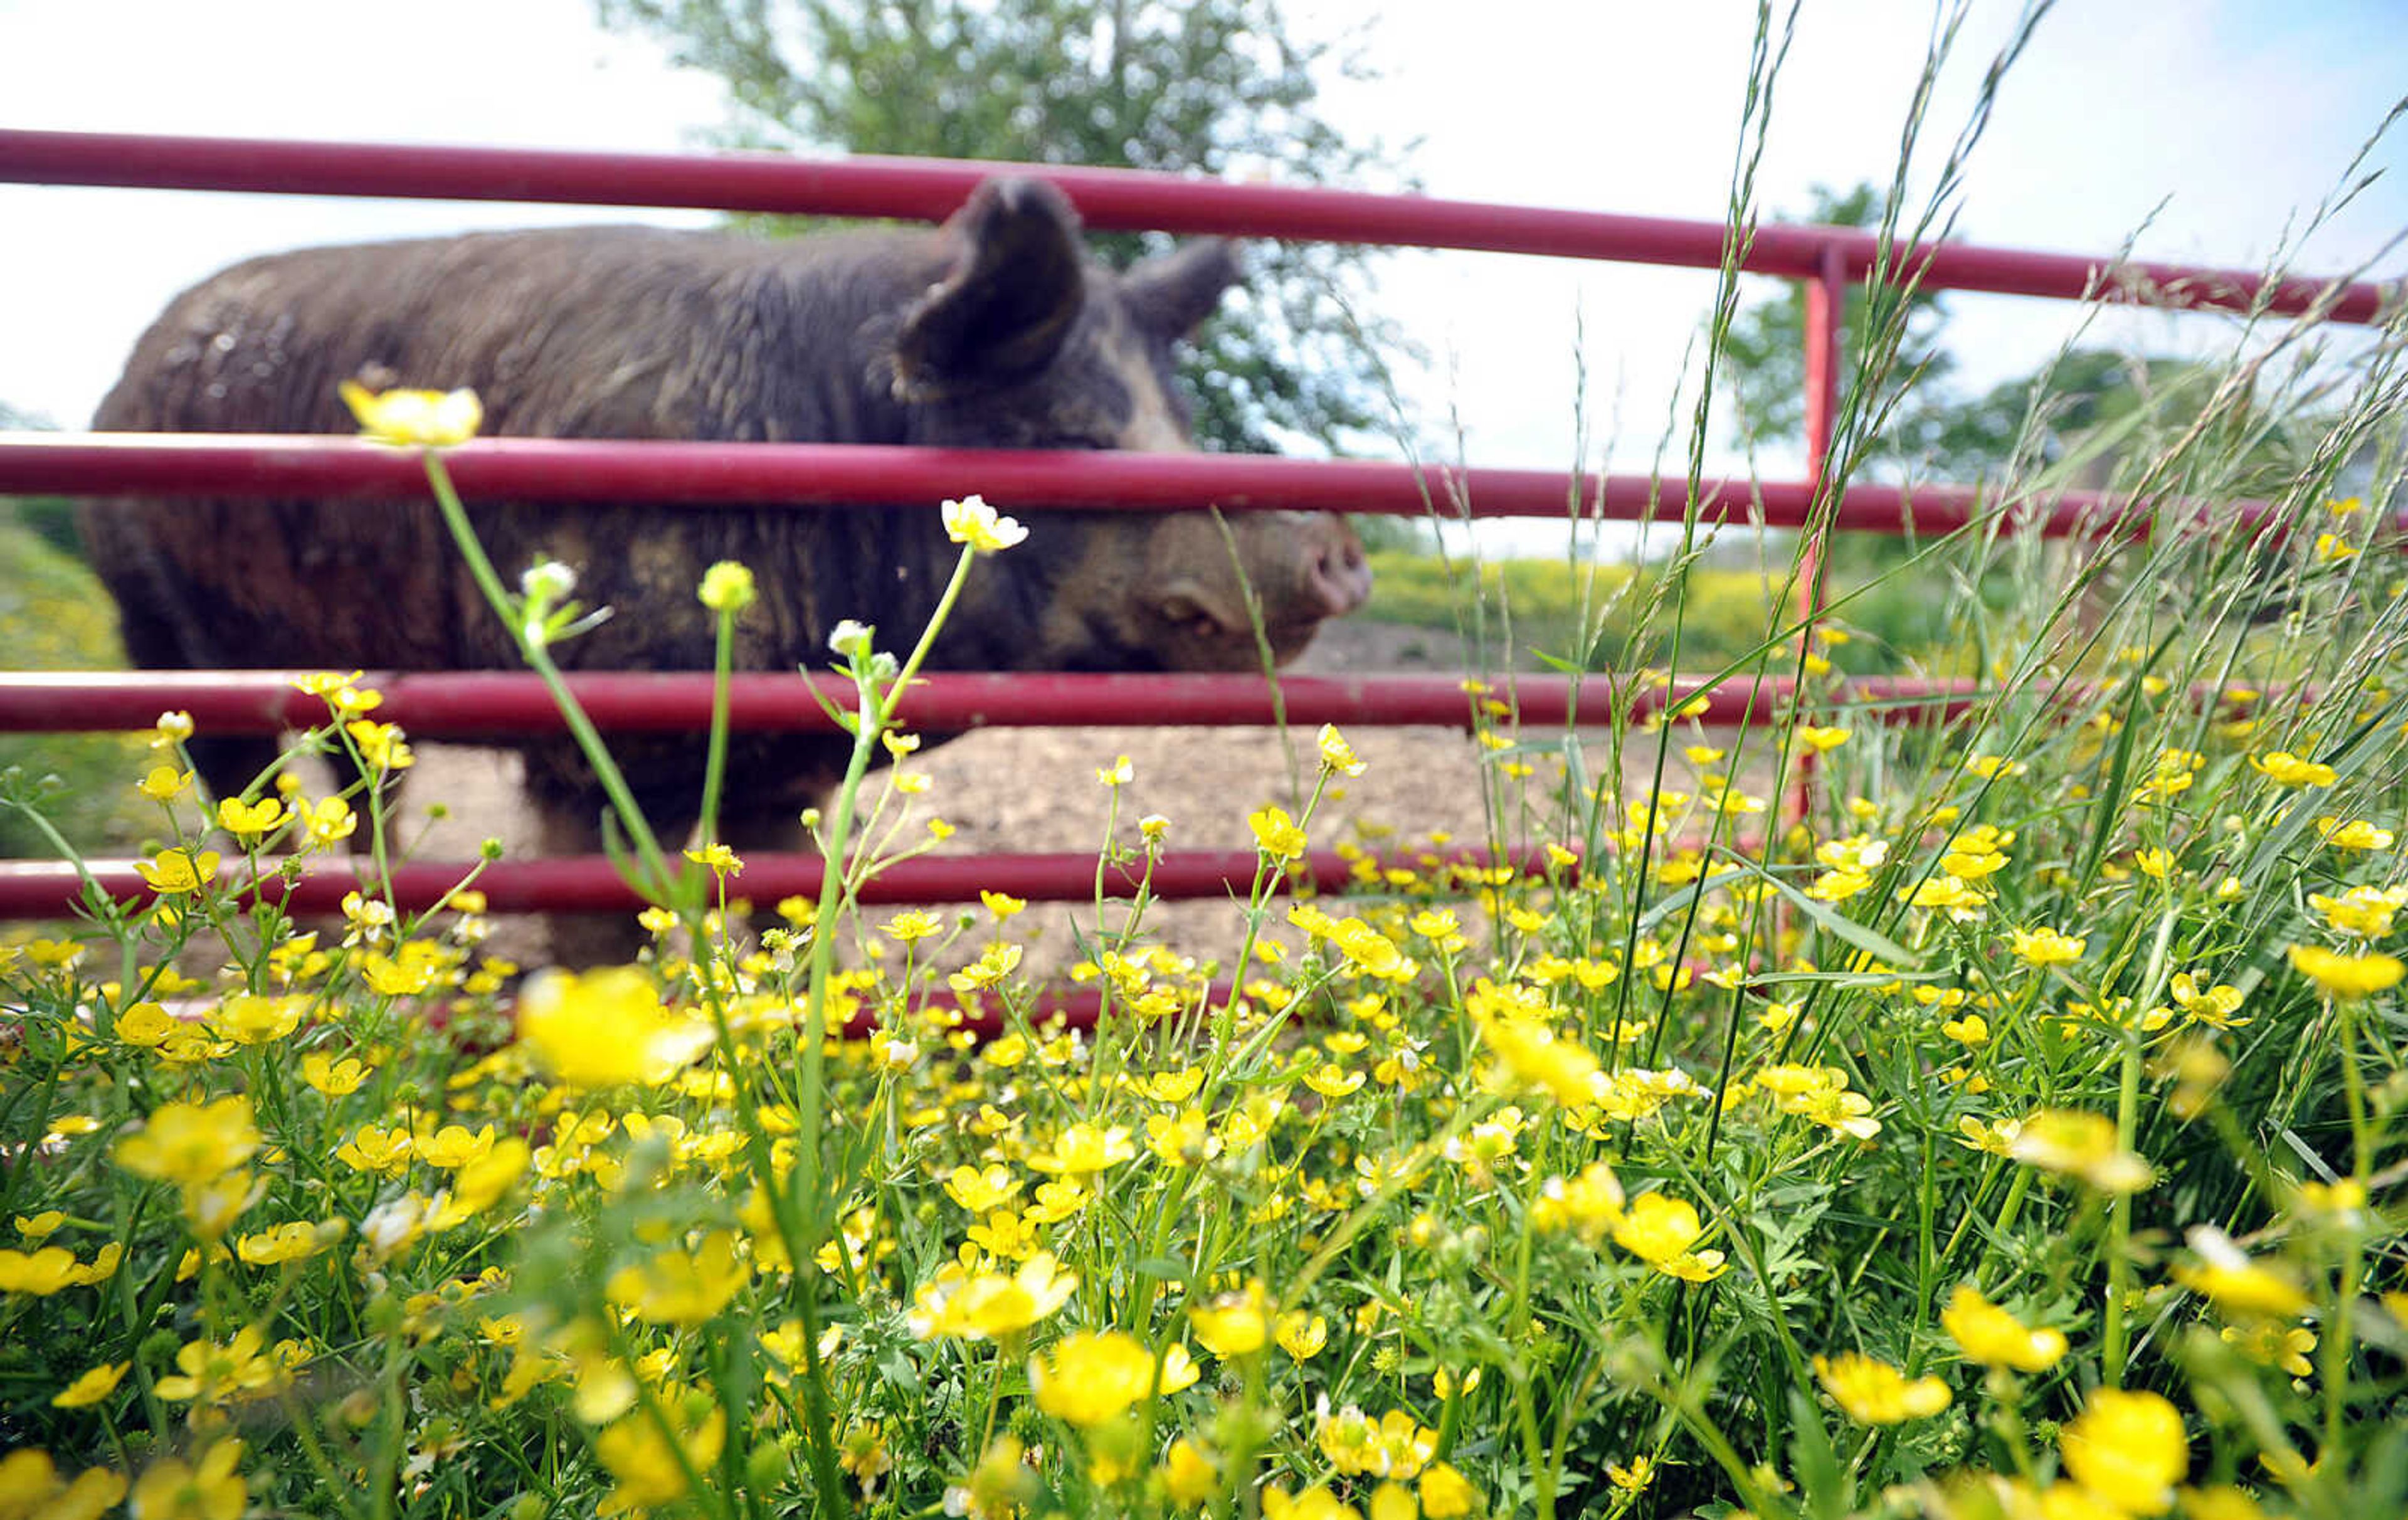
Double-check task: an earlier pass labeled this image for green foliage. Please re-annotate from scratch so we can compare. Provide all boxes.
[1718,182,1963,472]
[0,501,145,856]
[590,0,1413,454]
[1361,548,2002,675]
[4,342,2406,1512]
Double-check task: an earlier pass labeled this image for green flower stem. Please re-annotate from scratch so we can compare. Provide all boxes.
[421,451,673,900]
[797,546,977,1199]
[697,599,737,856]
[1508,1201,1556,1520]
[2102,1026,2143,1387]
[769,548,986,1519]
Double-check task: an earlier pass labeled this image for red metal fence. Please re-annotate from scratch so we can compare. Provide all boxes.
[0,128,2397,924]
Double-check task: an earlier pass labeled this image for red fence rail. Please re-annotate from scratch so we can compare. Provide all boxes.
[5,433,2369,539]
[0,842,1571,924]
[0,670,1987,739]
[1,130,2395,924]
[4,130,2394,322]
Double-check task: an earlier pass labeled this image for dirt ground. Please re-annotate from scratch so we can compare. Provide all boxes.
[391,619,1714,974]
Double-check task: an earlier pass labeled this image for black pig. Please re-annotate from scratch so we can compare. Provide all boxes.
[82,177,1371,961]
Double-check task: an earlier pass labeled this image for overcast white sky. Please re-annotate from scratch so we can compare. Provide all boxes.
[3,0,2402,499]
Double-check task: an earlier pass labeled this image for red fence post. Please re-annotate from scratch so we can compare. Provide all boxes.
[1790,241,1849,830]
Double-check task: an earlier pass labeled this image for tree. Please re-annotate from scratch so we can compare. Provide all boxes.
[1716,183,1964,477]
[1714,184,2308,491]
[591,0,1413,455]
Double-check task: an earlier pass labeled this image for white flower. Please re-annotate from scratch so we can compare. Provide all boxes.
[829,620,876,660]
[520,560,577,603]
[359,1193,433,1258]
[941,494,1030,553]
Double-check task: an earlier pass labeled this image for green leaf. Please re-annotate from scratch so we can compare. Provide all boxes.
[1787,1386,1852,1520]
[1720,851,1926,969]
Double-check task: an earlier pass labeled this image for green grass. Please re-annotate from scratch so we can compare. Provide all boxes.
[0,497,147,857]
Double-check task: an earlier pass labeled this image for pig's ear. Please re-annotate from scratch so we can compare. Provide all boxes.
[1124,239,1240,339]
[1156,576,1248,641]
[895,177,1087,396]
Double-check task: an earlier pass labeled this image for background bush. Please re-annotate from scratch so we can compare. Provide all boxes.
[0,495,147,856]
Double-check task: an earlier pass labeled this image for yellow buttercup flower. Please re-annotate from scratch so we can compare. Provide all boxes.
[335,1124,415,1176]
[1275,1309,1329,1359]
[2221,1321,2316,1377]
[0,1247,81,1295]
[1249,805,1309,862]
[1812,1351,1951,1424]
[135,847,221,894]
[209,994,303,1046]
[684,842,744,876]
[153,1328,282,1404]
[416,1123,497,1169]
[697,559,757,613]
[1316,1406,1437,1480]
[2173,1227,2311,1321]
[300,794,358,846]
[1605,1455,1658,1494]
[514,966,713,1089]
[943,1163,1022,1214]
[339,380,483,447]
[907,1252,1078,1341]
[346,719,416,773]
[137,764,193,801]
[50,1361,129,1409]
[1317,722,1367,776]
[2306,883,2408,937]
[2250,751,2336,787]
[1163,1440,1219,1506]
[1028,1329,1159,1426]
[940,493,1029,553]
[234,1220,342,1267]
[2288,942,2405,998]
[114,1096,261,1187]
[2009,1108,2154,1193]
[215,794,287,837]
[606,1232,750,1327]
[130,1442,244,1520]
[436,1137,529,1228]
[1189,1279,1272,1358]
[2009,926,2086,966]
[1902,874,1989,919]
[1941,1284,2066,1371]
[881,908,943,945]
[299,1052,370,1096]
[1264,1485,1364,1520]
[594,1403,724,1516]
[1026,1121,1136,1175]
[1419,1464,1481,1519]
[2315,815,2396,851]
[2169,974,2249,1028]
[2061,1388,2186,1515]
[1610,1192,1728,1282]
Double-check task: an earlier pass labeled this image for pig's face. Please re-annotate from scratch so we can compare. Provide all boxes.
[887,177,1371,672]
